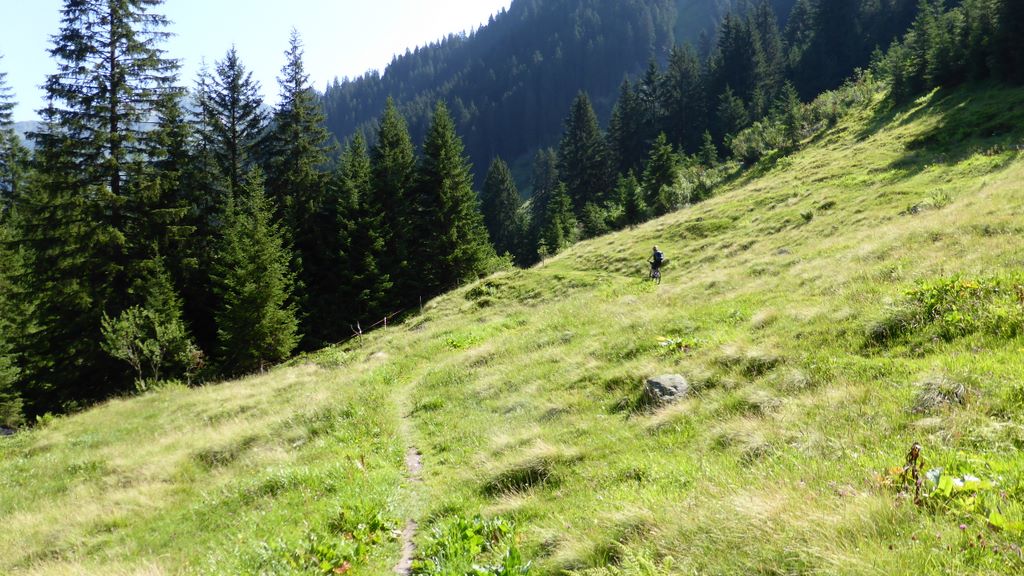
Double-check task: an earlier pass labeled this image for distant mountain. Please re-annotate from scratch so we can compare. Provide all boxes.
[13,122,38,148]
[322,0,795,188]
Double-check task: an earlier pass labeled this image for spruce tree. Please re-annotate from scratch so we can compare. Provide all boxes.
[637,60,665,147]
[793,0,864,96]
[370,98,416,303]
[262,30,338,345]
[618,171,647,227]
[708,13,760,107]
[750,1,786,113]
[995,0,1024,83]
[11,169,122,413]
[480,157,522,256]
[198,47,268,196]
[528,148,560,262]
[698,131,717,167]
[660,44,706,154]
[0,218,23,426]
[17,0,186,409]
[0,56,28,210]
[607,79,648,176]
[538,183,576,258]
[35,0,179,203]
[775,81,804,148]
[213,169,299,375]
[412,101,497,293]
[715,86,750,144]
[558,92,613,214]
[101,257,198,387]
[642,133,680,216]
[340,134,391,325]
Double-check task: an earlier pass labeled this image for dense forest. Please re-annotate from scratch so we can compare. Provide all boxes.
[319,0,923,187]
[0,0,1022,425]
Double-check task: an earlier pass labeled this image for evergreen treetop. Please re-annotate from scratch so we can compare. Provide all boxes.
[480,157,522,257]
[197,47,267,195]
[558,92,613,213]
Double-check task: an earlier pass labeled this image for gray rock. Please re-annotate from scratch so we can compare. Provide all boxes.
[643,374,690,406]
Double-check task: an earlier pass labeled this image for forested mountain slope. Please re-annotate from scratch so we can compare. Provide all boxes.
[3,83,1023,575]
[321,0,919,187]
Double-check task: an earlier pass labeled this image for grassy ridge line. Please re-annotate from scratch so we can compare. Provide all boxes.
[1,84,1023,574]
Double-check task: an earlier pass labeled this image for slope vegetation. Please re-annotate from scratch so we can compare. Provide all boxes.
[3,85,1024,575]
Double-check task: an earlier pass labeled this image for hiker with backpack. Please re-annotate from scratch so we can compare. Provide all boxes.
[648,246,665,283]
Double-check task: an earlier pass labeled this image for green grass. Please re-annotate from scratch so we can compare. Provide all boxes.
[3,84,1024,575]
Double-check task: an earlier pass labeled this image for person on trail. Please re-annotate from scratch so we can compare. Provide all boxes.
[648,245,665,282]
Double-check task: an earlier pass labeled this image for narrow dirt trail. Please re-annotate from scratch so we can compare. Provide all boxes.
[393,416,423,574]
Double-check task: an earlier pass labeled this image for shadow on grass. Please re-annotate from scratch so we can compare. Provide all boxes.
[860,84,1024,181]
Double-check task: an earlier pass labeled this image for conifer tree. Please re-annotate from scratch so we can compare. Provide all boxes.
[213,169,298,375]
[528,148,560,261]
[775,81,804,148]
[339,134,391,324]
[0,218,23,426]
[538,183,576,258]
[785,0,816,54]
[642,133,679,216]
[0,56,28,210]
[14,0,181,410]
[618,171,647,227]
[262,30,338,345]
[750,1,786,114]
[995,0,1024,83]
[11,170,122,413]
[558,92,613,213]
[962,0,998,80]
[637,60,665,146]
[715,86,750,144]
[412,101,497,293]
[198,47,267,196]
[660,44,706,154]
[700,130,719,167]
[708,13,760,106]
[607,79,648,176]
[794,0,863,96]
[480,157,522,256]
[35,0,179,202]
[370,98,416,302]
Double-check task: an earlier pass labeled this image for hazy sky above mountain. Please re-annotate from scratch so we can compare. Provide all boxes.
[0,0,512,121]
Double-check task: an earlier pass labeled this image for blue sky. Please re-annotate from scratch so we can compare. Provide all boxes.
[0,0,512,121]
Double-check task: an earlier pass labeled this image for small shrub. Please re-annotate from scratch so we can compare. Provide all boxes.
[868,274,1024,346]
[730,120,785,165]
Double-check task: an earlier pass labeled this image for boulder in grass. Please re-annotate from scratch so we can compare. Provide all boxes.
[643,374,690,407]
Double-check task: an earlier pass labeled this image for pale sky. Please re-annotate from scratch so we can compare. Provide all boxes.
[0,0,513,121]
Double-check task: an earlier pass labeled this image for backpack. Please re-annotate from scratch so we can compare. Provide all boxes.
[652,250,664,265]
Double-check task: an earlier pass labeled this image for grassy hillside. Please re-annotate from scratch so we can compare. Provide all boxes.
[3,84,1024,575]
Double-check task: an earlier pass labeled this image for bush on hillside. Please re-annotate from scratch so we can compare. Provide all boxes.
[869,274,1024,346]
